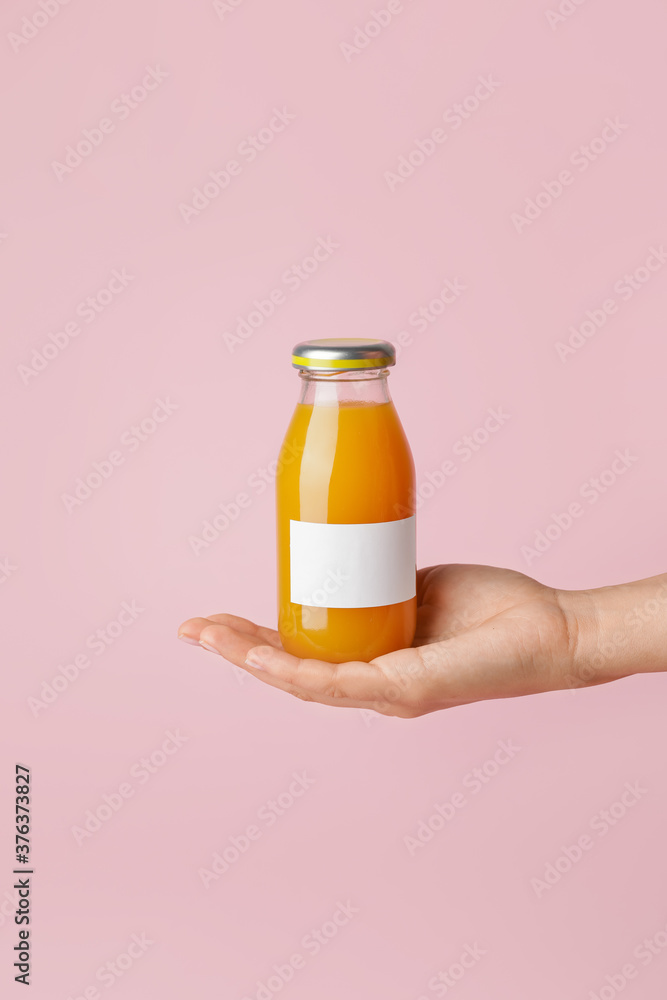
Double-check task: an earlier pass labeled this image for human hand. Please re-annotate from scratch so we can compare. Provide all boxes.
[179,564,641,717]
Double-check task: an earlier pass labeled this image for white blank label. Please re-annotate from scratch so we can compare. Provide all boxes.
[290,516,416,609]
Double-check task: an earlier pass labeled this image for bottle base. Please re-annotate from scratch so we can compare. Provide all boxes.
[278,599,417,663]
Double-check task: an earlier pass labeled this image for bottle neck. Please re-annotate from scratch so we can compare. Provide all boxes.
[297,368,392,406]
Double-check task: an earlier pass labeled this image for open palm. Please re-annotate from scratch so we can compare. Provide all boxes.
[178,564,596,717]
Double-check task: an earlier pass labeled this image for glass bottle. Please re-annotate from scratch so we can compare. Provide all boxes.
[276,338,416,662]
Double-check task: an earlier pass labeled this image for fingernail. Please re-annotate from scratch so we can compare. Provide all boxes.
[245,653,265,671]
[200,641,220,654]
[178,634,200,646]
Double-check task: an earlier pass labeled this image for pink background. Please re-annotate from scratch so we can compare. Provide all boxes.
[2,0,667,997]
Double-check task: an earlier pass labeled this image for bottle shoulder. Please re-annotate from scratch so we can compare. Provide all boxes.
[276,401,415,520]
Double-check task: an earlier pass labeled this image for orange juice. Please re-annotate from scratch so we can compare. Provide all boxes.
[276,339,416,662]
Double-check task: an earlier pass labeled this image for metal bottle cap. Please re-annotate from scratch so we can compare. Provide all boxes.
[291,338,396,372]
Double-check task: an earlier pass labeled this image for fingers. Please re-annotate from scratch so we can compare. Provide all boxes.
[242,643,431,717]
[178,614,427,715]
[178,614,281,648]
[242,645,384,702]
[177,616,300,698]
[206,628,381,708]
[195,620,331,703]
[207,613,281,647]
[184,619,388,712]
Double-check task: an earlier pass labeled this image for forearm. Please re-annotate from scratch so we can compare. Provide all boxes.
[559,574,667,688]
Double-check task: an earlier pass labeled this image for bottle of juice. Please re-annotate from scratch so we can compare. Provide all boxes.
[276,338,417,663]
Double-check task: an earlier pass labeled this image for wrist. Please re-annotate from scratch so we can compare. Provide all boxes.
[557,576,667,690]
